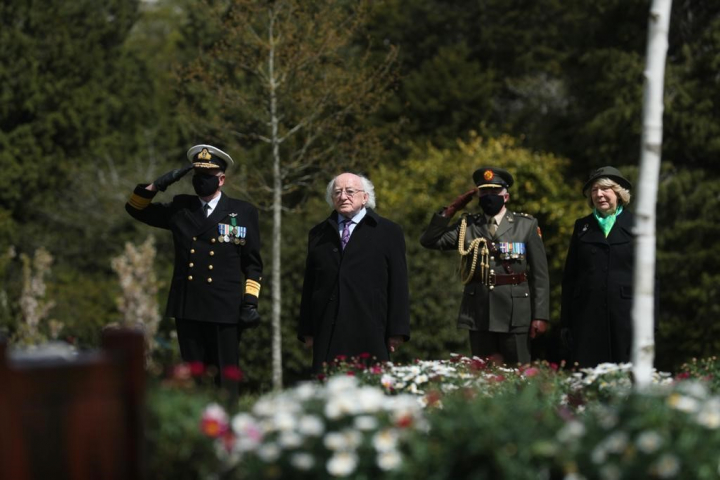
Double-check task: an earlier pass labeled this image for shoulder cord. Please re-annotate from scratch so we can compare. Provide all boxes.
[457,215,490,285]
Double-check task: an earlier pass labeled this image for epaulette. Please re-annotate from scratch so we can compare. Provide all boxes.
[513,212,535,219]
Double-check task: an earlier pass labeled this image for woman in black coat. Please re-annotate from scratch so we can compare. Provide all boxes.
[561,167,634,368]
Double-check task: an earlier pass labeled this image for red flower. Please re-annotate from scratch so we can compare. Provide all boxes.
[396,415,414,428]
[222,365,244,382]
[359,352,371,359]
[189,361,205,377]
[317,373,327,381]
[371,365,383,375]
[469,358,487,371]
[675,372,690,380]
[221,431,236,452]
[549,362,559,371]
[346,371,356,377]
[335,355,348,362]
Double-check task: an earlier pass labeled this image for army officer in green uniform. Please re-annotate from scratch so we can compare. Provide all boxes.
[126,144,263,391]
[420,167,550,364]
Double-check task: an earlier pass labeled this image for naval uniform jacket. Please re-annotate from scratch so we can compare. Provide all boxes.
[561,210,635,367]
[420,211,550,333]
[125,185,263,324]
[297,209,411,371]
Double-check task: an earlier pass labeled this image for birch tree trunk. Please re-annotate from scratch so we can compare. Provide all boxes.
[268,13,284,391]
[633,0,672,388]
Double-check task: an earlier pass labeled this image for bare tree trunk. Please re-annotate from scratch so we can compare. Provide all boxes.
[267,12,284,391]
[633,0,672,388]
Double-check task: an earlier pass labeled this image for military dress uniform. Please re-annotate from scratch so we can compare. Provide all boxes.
[420,167,550,364]
[125,145,262,387]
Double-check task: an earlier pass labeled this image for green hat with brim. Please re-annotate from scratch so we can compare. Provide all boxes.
[582,166,632,193]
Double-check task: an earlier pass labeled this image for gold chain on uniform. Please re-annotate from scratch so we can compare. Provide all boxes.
[457,215,490,285]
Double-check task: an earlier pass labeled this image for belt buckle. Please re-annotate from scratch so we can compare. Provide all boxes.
[487,270,496,289]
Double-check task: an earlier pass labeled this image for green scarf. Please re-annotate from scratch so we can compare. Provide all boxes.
[593,205,623,237]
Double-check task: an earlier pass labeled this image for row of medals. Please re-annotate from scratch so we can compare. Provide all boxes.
[494,242,525,260]
[218,224,246,245]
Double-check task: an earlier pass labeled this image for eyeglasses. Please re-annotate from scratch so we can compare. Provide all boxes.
[332,188,365,199]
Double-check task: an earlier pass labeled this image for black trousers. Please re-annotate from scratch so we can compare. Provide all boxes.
[469,330,531,365]
[175,318,241,392]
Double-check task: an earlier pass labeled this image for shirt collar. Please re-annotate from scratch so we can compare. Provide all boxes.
[338,207,367,225]
[200,192,222,210]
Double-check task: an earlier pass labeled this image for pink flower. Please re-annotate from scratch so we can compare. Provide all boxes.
[549,363,559,371]
[172,363,191,381]
[523,367,540,378]
[222,365,244,382]
[371,365,383,375]
[189,361,205,377]
[200,404,229,438]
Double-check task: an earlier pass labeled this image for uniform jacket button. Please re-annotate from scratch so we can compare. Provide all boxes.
[190,249,195,254]
[207,278,213,283]
[211,238,216,244]
[192,237,197,241]
[209,251,215,256]
[208,265,214,270]
[189,262,194,268]
[188,275,193,281]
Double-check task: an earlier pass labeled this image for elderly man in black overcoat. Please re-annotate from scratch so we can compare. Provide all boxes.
[298,172,410,372]
[125,144,263,391]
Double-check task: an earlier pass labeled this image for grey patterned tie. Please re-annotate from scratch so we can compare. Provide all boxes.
[341,219,353,250]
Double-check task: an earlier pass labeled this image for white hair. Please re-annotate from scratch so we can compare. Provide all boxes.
[325,173,376,209]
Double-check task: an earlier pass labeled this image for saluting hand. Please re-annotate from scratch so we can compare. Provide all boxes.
[151,163,194,192]
[442,188,478,218]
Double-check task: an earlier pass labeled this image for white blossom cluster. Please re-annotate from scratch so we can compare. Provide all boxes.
[201,375,427,478]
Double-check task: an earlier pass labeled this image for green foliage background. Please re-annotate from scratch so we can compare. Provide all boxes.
[2,0,720,389]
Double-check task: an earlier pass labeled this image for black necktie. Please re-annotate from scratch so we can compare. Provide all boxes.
[204,204,211,217]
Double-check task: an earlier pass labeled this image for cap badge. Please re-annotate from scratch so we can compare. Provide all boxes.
[484,170,494,181]
[198,149,212,161]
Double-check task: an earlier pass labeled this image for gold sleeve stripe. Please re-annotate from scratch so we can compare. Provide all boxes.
[245,279,261,298]
[128,194,152,210]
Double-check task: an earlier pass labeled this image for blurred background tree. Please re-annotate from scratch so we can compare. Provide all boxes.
[1,0,719,388]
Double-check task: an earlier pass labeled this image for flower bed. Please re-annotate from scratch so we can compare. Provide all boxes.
[187,355,720,479]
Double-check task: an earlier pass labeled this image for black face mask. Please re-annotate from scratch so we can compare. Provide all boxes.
[192,174,220,197]
[479,194,505,216]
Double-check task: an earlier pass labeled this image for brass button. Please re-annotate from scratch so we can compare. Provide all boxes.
[208,265,214,270]
[209,251,215,256]
[207,277,213,283]
[187,275,193,281]
[192,237,197,241]
[211,238,216,244]
[189,262,194,268]
[190,249,195,254]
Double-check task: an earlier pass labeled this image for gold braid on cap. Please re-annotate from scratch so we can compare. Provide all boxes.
[457,215,490,285]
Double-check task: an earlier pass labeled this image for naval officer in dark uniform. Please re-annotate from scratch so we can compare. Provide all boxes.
[126,144,262,390]
[420,167,550,364]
